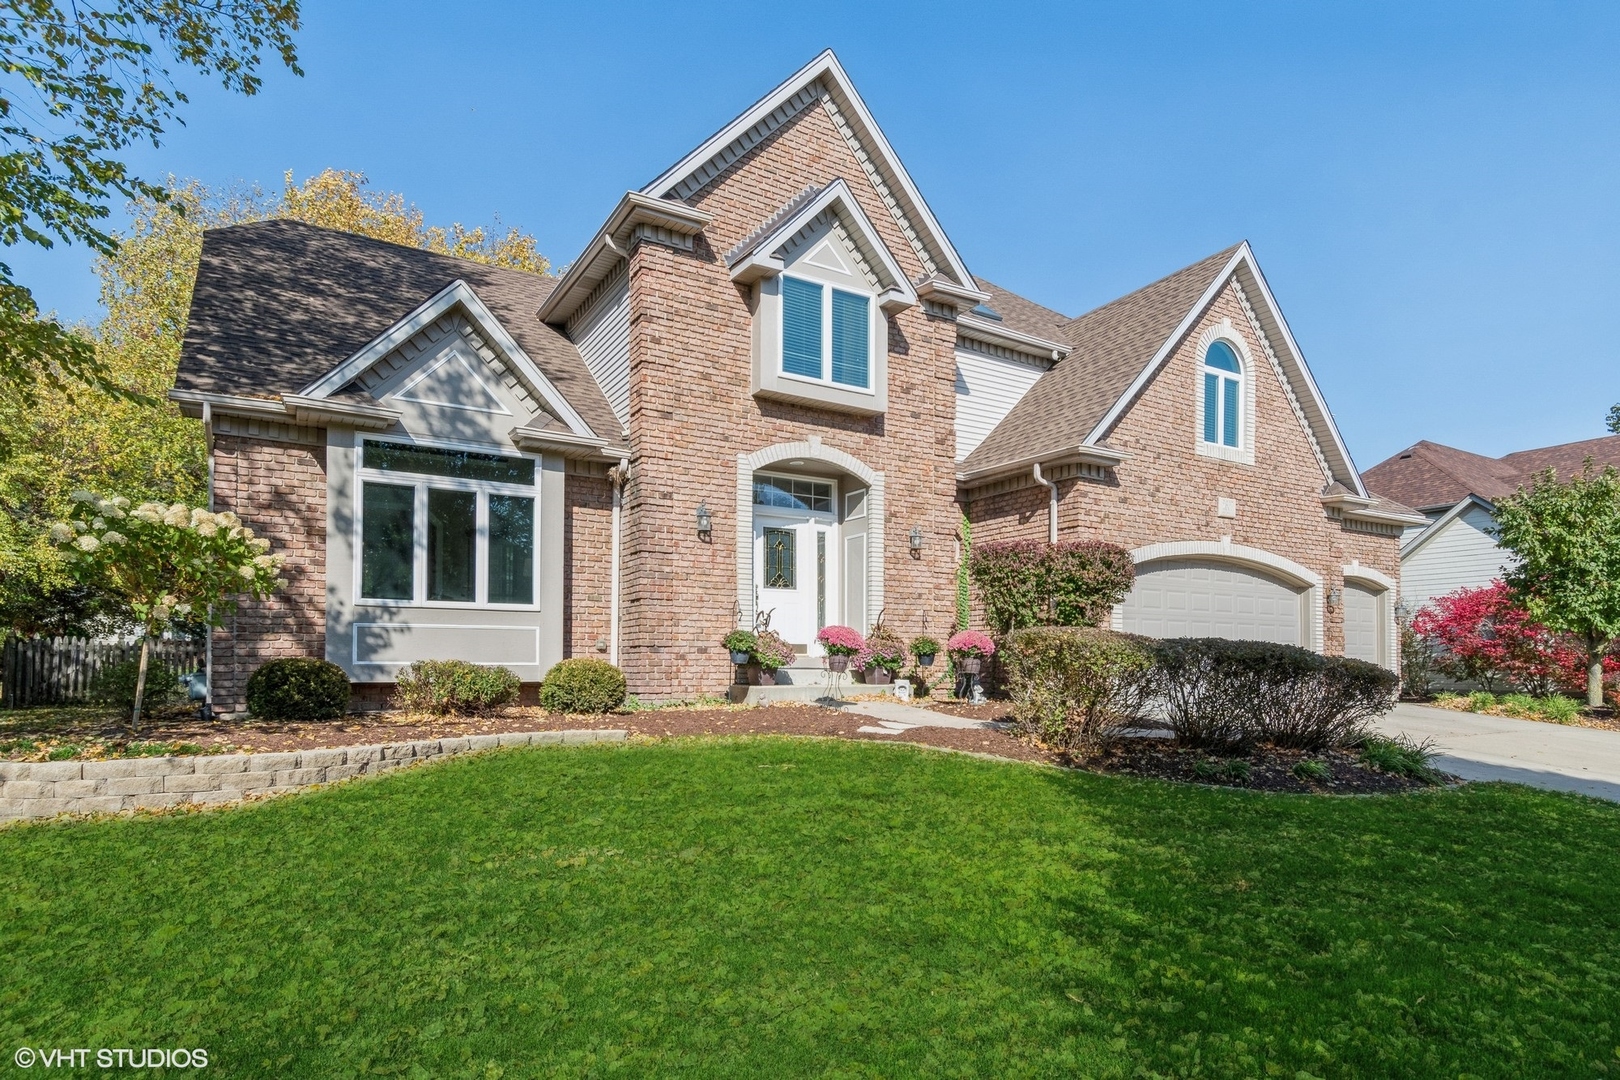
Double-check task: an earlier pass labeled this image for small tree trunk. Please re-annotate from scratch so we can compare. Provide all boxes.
[1589,653,1606,710]
[131,635,152,732]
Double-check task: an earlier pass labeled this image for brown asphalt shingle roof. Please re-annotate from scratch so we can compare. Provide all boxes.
[1362,435,1620,512]
[176,219,621,440]
[970,277,1071,343]
[962,245,1241,473]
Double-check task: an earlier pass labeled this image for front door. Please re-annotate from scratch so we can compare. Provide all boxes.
[752,474,838,655]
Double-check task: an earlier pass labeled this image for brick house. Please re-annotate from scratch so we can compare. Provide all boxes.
[171,51,1420,712]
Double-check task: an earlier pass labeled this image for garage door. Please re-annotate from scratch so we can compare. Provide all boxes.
[1342,582,1383,664]
[1117,559,1305,645]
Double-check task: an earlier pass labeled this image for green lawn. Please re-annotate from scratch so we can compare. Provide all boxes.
[3,739,1620,1078]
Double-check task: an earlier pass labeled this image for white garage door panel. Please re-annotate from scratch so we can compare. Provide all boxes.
[1342,582,1381,663]
[1119,559,1304,645]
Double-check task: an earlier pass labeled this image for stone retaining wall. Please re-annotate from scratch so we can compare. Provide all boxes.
[0,729,626,823]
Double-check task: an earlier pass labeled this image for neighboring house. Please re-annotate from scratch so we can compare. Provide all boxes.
[171,51,1418,712]
[1363,435,1620,611]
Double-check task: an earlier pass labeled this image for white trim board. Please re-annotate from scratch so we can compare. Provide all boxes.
[1400,494,1497,560]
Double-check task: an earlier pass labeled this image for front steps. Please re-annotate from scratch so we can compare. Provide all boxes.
[725,663,898,705]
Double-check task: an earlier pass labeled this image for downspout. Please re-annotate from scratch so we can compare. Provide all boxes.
[202,402,214,717]
[1032,462,1057,544]
[609,457,630,667]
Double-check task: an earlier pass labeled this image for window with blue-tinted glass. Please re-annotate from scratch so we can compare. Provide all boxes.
[830,289,870,388]
[782,277,824,379]
[1201,341,1242,449]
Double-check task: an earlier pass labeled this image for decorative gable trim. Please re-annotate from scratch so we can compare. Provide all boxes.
[1399,494,1496,560]
[1230,277,1328,480]
[1082,243,1367,497]
[640,50,975,288]
[726,178,918,313]
[300,279,597,439]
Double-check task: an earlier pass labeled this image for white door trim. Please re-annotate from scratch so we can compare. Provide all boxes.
[736,439,883,631]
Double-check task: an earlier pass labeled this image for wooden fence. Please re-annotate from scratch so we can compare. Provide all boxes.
[0,637,206,709]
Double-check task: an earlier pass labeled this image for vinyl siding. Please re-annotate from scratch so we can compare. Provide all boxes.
[954,347,1047,462]
[1401,503,1507,610]
[570,273,631,431]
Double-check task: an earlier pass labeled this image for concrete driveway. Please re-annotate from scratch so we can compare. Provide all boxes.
[1378,702,1620,802]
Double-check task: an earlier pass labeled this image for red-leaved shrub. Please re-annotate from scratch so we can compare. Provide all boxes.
[1411,581,1619,695]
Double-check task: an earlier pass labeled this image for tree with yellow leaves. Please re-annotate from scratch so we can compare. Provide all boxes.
[0,170,550,635]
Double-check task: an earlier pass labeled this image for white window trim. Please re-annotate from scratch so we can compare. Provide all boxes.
[778,273,876,395]
[354,432,541,611]
[1193,319,1257,466]
[753,470,839,518]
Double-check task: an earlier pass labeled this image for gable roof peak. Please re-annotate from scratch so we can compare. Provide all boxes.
[639,49,974,287]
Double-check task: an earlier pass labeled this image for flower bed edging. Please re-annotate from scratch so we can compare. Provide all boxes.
[0,729,626,823]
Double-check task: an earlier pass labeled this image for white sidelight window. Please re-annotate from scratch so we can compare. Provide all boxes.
[357,438,537,608]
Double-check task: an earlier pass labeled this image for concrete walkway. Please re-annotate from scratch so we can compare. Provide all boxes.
[830,698,1004,736]
[1379,702,1620,802]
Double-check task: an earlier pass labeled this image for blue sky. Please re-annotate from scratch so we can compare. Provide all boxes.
[12,1,1620,468]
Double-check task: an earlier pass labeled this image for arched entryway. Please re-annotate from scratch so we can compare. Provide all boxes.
[736,438,885,655]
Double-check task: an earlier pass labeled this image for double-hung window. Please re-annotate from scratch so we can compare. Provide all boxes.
[1201,341,1243,449]
[358,439,536,607]
[781,275,871,390]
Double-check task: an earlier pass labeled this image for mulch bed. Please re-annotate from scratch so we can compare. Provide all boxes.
[1,700,1448,794]
[1082,739,1445,794]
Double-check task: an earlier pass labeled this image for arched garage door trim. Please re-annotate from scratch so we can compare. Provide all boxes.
[1342,562,1397,670]
[1112,540,1324,652]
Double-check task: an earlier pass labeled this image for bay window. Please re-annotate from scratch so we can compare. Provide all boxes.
[357,439,536,607]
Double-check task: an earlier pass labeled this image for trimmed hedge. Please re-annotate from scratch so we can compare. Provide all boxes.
[394,660,520,716]
[968,540,1135,633]
[246,657,351,721]
[1148,638,1398,751]
[1003,627,1153,752]
[539,658,626,714]
[90,658,182,713]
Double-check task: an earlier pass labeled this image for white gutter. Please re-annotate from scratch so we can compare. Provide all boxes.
[609,457,630,666]
[1032,462,1057,543]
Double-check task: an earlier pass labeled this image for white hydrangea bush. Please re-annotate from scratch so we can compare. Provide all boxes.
[49,491,286,725]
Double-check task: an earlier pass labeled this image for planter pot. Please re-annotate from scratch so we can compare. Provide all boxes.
[729,650,752,666]
[959,656,982,674]
[826,655,850,673]
[864,666,891,685]
[756,669,780,686]
[734,662,759,686]
[916,653,936,668]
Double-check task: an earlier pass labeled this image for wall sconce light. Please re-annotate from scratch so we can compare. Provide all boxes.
[909,526,924,554]
[1327,586,1343,609]
[696,502,712,538]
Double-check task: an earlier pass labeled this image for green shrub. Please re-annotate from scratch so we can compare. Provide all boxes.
[968,539,1135,633]
[394,660,520,716]
[1538,695,1581,723]
[1003,626,1154,752]
[1355,734,1443,784]
[1399,622,1437,699]
[1500,693,1536,717]
[89,658,181,713]
[1147,638,1398,751]
[1467,690,1497,712]
[539,659,626,714]
[1192,757,1251,784]
[246,657,351,721]
[1292,759,1331,783]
